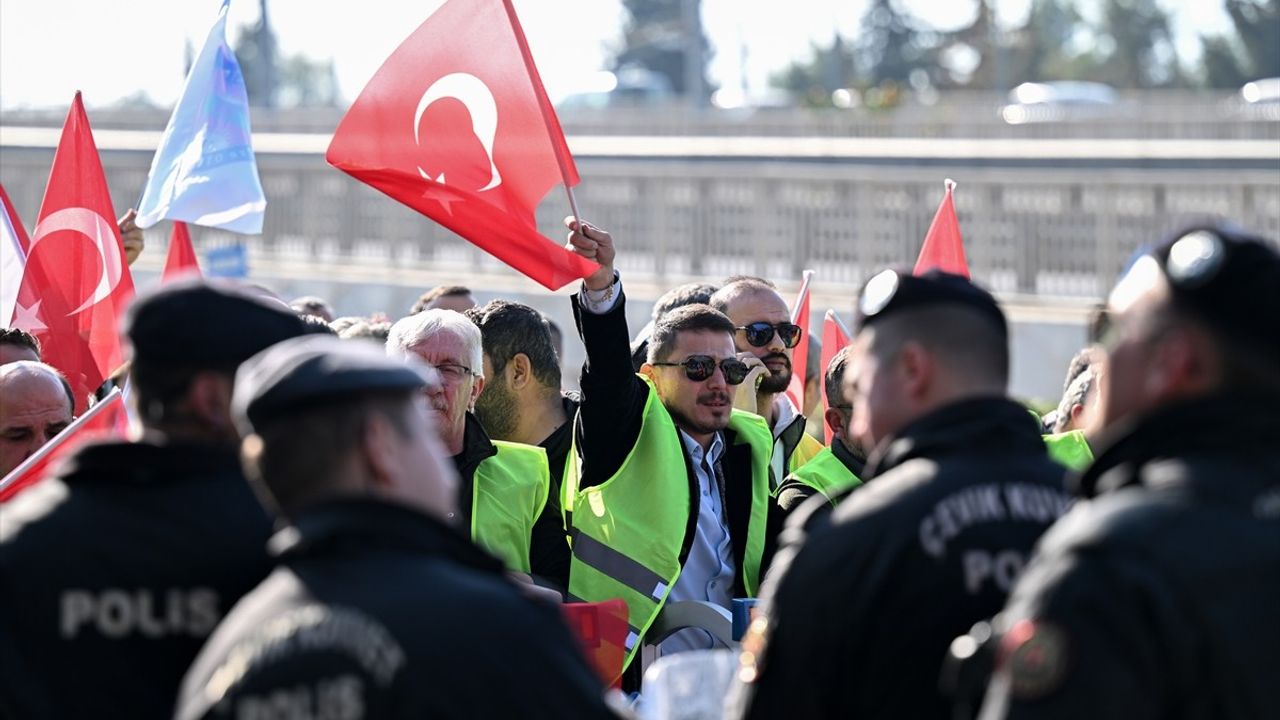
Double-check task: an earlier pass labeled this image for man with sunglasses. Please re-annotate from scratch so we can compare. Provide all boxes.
[563,219,777,683]
[730,269,1073,720]
[965,226,1280,719]
[385,310,552,579]
[710,280,824,488]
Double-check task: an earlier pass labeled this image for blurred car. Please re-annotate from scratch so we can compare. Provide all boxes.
[1000,81,1118,125]
[1237,77,1280,121]
[556,67,674,110]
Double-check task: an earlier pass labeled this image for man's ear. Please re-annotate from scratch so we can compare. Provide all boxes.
[359,413,400,490]
[823,407,845,437]
[468,374,485,411]
[509,353,533,391]
[898,342,933,400]
[185,372,235,432]
[639,363,656,382]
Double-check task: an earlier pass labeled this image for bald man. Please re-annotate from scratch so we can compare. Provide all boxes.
[0,362,73,476]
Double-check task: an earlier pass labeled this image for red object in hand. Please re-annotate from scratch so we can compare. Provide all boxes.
[561,599,629,689]
[914,179,970,278]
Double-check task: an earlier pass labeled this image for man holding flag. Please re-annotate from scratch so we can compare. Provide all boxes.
[0,281,308,717]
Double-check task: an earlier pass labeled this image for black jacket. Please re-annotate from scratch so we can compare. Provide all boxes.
[571,290,781,597]
[0,439,275,720]
[977,393,1280,720]
[729,397,1073,720]
[532,394,580,590]
[175,498,614,719]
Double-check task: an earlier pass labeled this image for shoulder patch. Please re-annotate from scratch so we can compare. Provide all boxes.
[998,618,1068,699]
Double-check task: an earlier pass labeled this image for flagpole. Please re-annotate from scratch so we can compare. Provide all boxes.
[0,387,122,493]
[564,184,583,231]
[791,269,815,324]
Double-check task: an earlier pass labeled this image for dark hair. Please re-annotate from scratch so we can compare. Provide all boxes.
[130,361,225,425]
[465,300,561,390]
[825,345,854,408]
[868,305,1009,388]
[544,315,564,360]
[411,285,472,315]
[338,320,392,344]
[0,328,41,359]
[708,277,781,315]
[653,283,719,321]
[647,304,735,363]
[299,314,338,335]
[290,296,334,321]
[244,391,415,514]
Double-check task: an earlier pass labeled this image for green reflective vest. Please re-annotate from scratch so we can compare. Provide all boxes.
[784,445,862,500]
[1043,430,1093,471]
[563,376,772,673]
[471,441,550,574]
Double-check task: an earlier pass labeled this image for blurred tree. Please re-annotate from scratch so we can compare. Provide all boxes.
[1095,0,1182,87]
[855,0,926,85]
[770,37,856,107]
[1199,0,1280,86]
[612,0,713,102]
[235,0,278,107]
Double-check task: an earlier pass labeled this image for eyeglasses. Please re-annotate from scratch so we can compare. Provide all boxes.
[735,322,803,349]
[652,355,750,385]
[434,363,475,382]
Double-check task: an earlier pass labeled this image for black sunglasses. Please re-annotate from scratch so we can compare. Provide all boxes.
[735,322,802,349]
[652,355,750,385]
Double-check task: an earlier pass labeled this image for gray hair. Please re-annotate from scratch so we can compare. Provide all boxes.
[1053,367,1096,433]
[386,309,484,378]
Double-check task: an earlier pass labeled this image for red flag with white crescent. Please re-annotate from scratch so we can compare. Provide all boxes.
[784,270,814,411]
[11,93,135,413]
[326,0,597,290]
[819,310,852,445]
[1,182,30,327]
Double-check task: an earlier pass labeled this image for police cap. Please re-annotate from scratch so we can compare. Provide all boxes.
[1137,224,1280,367]
[232,335,432,435]
[126,279,307,371]
[854,268,1007,337]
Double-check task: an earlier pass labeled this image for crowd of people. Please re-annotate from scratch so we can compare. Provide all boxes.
[0,216,1277,719]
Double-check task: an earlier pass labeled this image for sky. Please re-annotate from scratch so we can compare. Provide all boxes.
[0,0,1233,111]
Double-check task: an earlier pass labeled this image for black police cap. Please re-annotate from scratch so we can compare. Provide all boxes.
[1146,224,1280,367]
[854,268,1008,336]
[232,335,432,435]
[126,279,307,370]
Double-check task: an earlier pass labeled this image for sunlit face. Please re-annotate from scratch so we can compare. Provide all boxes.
[392,391,460,523]
[844,329,911,450]
[405,330,482,445]
[647,330,737,438]
[474,352,518,441]
[0,370,72,476]
[723,289,793,394]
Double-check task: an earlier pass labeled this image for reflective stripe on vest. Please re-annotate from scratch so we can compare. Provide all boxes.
[471,441,550,573]
[563,375,772,673]
[1043,430,1094,471]
[785,445,862,499]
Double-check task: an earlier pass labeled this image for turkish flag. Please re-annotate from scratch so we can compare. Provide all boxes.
[784,270,814,411]
[11,93,135,413]
[1,182,30,327]
[326,0,598,291]
[914,179,970,278]
[0,389,126,503]
[819,310,852,445]
[162,221,202,282]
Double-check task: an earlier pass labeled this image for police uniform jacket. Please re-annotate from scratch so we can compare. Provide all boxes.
[729,397,1073,720]
[0,439,275,720]
[978,393,1280,719]
[175,497,615,719]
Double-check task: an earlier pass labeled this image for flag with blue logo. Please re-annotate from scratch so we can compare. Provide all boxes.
[136,0,265,234]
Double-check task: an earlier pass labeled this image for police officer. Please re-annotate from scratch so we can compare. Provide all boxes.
[175,336,616,719]
[728,270,1073,719]
[966,226,1280,719]
[775,345,867,512]
[0,280,308,719]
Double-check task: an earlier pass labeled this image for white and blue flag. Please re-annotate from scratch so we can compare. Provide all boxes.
[136,0,265,234]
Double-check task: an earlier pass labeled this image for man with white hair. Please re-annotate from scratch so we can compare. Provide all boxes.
[386,310,552,578]
[0,361,74,477]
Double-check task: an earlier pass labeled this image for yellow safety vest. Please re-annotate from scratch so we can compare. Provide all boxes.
[563,376,772,673]
[784,444,862,500]
[471,441,550,573]
[1043,430,1093,471]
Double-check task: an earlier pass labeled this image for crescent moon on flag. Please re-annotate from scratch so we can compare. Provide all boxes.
[414,73,503,192]
[29,207,124,316]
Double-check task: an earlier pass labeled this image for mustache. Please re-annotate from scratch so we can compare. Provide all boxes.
[697,391,732,404]
[763,352,791,367]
